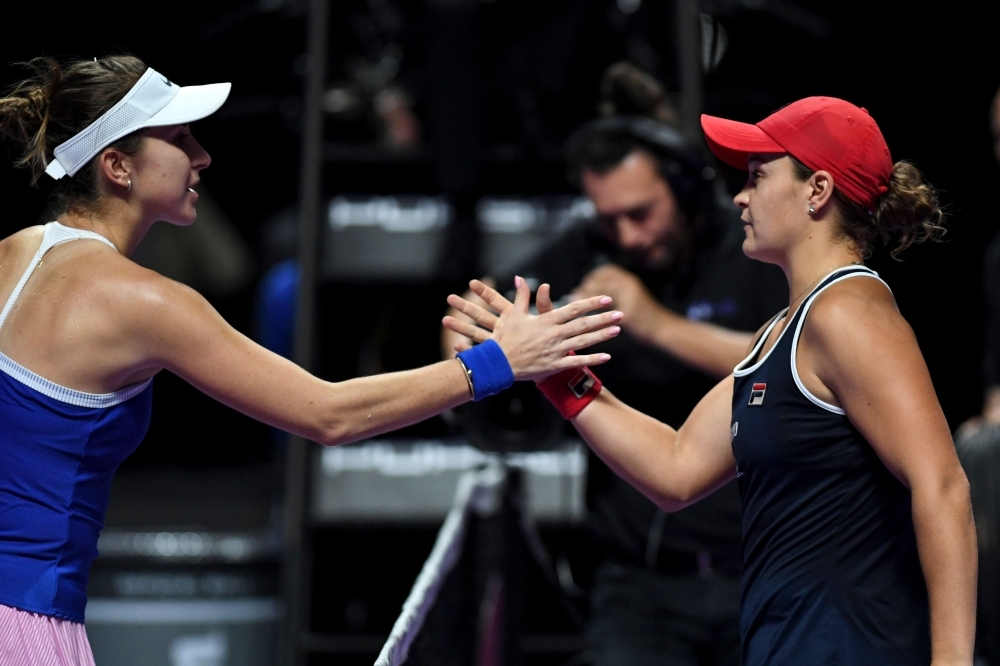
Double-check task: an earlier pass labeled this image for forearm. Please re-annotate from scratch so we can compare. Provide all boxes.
[571,376,736,511]
[315,360,471,446]
[632,307,752,378]
[572,390,687,510]
[911,473,977,664]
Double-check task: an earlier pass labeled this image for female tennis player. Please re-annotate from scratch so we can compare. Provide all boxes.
[0,56,621,663]
[445,97,977,665]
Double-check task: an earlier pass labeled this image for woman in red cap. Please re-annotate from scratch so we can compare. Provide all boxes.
[446,97,976,665]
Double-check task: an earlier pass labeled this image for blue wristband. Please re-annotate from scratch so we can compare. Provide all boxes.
[456,339,515,401]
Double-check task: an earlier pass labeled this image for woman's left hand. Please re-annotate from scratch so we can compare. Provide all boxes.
[442,276,622,382]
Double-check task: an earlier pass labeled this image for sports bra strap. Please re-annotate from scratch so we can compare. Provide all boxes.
[0,222,118,331]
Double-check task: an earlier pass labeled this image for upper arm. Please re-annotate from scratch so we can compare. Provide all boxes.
[673,374,739,503]
[130,274,329,435]
[804,282,962,489]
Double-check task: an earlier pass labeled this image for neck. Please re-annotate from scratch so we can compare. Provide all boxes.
[56,198,155,257]
[781,238,863,313]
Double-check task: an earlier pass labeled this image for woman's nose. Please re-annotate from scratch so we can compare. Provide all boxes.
[190,137,212,171]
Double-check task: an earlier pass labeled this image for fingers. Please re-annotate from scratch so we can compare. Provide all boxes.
[551,294,613,324]
[536,283,554,315]
[562,310,623,338]
[469,279,513,314]
[442,316,491,344]
[512,275,531,314]
[561,327,621,353]
[447,294,499,330]
[554,351,612,370]
[453,341,473,353]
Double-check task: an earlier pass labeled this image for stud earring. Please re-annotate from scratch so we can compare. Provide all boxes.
[808,205,815,214]
[126,179,132,192]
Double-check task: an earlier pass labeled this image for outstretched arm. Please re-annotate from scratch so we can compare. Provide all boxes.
[801,279,976,666]
[132,275,621,446]
[445,280,738,511]
[572,376,737,511]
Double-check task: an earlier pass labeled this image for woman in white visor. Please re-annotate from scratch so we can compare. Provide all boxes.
[0,55,622,663]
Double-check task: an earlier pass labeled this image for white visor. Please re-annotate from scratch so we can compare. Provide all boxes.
[45,67,231,179]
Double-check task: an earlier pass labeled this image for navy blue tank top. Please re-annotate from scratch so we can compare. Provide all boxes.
[0,223,153,622]
[730,266,929,665]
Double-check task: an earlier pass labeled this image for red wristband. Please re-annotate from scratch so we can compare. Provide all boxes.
[536,352,603,419]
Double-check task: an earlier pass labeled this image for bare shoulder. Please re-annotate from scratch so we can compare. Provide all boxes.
[0,225,44,261]
[74,249,213,331]
[803,274,917,359]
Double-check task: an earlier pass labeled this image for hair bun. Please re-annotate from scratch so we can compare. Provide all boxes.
[0,57,63,181]
[873,160,945,258]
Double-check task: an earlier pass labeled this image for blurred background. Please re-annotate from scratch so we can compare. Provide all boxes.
[2,1,999,665]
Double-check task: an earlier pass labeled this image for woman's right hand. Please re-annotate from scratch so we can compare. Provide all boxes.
[442,276,621,382]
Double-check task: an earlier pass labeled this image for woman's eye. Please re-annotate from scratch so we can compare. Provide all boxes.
[176,133,189,145]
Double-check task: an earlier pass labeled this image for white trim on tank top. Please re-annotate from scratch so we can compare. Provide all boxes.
[732,266,881,378]
[733,308,788,376]
[0,222,152,408]
[789,268,889,415]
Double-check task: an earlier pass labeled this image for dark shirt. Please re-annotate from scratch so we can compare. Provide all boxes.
[731,267,929,665]
[495,203,787,569]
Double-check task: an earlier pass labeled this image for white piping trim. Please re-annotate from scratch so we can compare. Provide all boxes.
[0,351,150,408]
[0,223,146,408]
[789,269,887,415]
[733,309,788,376]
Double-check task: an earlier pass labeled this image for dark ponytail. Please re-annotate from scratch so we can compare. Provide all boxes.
[0,55,148,213]
[791,158,945,259]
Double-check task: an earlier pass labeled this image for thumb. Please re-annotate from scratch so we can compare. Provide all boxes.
[536,283,554,314]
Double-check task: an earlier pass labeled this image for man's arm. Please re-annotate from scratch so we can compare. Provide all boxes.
[573,264,752,377]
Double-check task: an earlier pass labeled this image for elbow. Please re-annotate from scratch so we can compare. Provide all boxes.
[314,417,354,447]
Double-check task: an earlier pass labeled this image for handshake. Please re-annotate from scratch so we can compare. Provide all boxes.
[441,275,622,418]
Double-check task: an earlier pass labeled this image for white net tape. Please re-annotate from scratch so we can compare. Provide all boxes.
[373,464,505,666]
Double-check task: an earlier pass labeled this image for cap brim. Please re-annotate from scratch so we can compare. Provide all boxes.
[700,114,785,170]
[142,82,231,127]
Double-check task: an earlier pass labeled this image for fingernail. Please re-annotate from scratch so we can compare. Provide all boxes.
[515,275,522,287]
[611,311,623,321]
[609,326,621,335]
[600,354,611,361]
[600,296,612,305]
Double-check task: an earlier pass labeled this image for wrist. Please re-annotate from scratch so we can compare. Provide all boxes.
[456,339,515,401]
[536,352,603,419]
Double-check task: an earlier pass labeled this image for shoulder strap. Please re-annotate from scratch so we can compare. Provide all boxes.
[789,266,887,414]
[0,222,118,331]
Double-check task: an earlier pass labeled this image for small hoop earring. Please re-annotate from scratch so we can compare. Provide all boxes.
[808,205,815,214]
[126,179,132,192]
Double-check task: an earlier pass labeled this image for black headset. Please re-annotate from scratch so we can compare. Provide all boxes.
[569,116,718,221]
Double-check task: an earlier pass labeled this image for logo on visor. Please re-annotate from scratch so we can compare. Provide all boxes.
[748,383,766,406]
[161,77,172,86]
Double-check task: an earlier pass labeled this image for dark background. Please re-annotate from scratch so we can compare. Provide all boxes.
[0,0,997,468]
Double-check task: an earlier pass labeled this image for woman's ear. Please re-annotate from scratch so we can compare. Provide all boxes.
[808,170,836,214]
[97,148,132,193]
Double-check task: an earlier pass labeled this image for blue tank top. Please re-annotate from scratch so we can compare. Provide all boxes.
[0,223,153,623]
[730,266,930,666]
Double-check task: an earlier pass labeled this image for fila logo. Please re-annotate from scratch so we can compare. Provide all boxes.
[568,369,596,399]
[748,382,767,406]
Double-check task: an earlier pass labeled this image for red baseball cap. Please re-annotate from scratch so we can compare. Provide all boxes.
[700,97,893,212]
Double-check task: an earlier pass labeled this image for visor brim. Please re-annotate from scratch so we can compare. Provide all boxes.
[143,82,232,128]
[700,114,785,170]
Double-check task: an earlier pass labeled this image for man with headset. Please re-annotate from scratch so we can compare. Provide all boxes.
[443,112,785,664]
